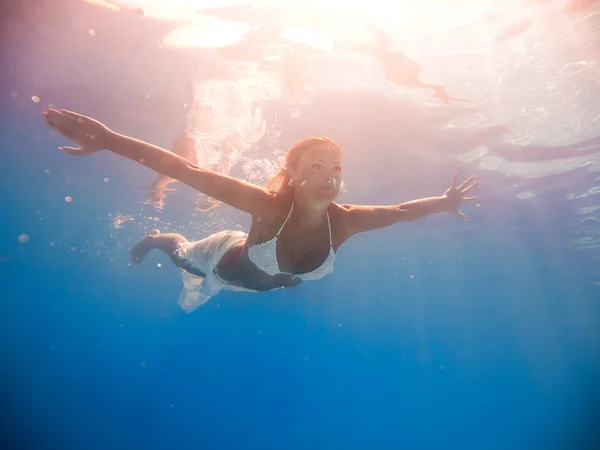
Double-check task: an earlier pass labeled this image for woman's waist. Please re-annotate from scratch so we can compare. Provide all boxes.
[216,243,300,291]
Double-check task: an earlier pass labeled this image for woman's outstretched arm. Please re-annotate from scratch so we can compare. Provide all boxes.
[339,173,479,238]
[43,108,275,216]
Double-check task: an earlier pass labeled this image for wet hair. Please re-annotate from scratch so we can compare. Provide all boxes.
[266,136,341,195]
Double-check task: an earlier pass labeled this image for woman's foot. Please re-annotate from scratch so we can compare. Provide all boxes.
[130,229,161,264]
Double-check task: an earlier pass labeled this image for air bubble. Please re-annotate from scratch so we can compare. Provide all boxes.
[517,192,535,200]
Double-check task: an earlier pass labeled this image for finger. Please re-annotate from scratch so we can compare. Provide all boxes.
[462,180,481,193]
[455,211,468,221]
[46,121,74,138]
[48,123,73,138]
[452,171,458,188]
[462,196,479,201]
[59,146,83,155]
[57,109,85,121]
[55,113,80,128]
[458,175,477,190]
[44,109,82,129]
[44,110,78,130]
[43,109,60,122]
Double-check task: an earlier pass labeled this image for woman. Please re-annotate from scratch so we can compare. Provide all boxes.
[43,108,479,312]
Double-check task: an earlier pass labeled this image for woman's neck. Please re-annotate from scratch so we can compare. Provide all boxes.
[292,196,330,229]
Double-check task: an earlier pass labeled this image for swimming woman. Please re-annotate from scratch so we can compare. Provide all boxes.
[43,108,479,312]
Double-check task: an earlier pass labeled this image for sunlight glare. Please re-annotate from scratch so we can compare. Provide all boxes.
[83,0,498,45]
[162,16,250,49]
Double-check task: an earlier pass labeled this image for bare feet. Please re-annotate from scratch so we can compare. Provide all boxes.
[130,229,161,264]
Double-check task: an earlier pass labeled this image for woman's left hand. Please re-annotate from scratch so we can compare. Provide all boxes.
[442,172,480,221]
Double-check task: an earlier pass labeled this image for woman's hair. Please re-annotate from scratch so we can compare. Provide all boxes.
[265,136,340,195]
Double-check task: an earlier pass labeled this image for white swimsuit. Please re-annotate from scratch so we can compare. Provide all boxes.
[248,203,335,281]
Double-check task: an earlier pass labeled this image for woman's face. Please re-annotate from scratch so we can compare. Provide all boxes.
[291,143,342,201]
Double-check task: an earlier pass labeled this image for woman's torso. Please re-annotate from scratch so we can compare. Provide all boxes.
[216,199,341,291]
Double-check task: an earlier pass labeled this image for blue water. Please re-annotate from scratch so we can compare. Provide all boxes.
[2,1,600,450]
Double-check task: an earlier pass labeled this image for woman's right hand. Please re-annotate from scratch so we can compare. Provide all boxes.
[43,108,114,156]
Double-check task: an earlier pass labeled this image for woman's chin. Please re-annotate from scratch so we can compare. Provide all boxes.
[319,186,335,195]
[311,187,338,202]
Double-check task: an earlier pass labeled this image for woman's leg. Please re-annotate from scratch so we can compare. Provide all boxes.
[130,229,185,263]
[130,230,207,278]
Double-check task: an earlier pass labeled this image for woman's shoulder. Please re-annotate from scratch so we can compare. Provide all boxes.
[329,203,356,246]
[330,202,353,215]
[330,202,356,226]
[254,192,293,223]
